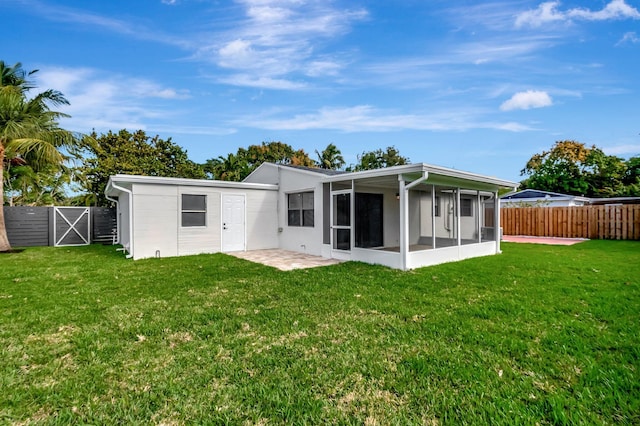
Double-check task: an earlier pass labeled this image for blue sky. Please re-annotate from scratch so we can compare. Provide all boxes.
[2,0,639,181]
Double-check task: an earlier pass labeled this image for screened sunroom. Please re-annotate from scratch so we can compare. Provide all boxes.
[320,164,517,270]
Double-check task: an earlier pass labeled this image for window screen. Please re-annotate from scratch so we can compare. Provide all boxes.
[181,194,206,227]
[461,198,473,217]
[288,192,314,227]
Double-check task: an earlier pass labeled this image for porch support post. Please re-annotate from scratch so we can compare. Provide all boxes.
[456,188,461,246]
[431,185,436,249]
[477,191,481,243]
[494,190,501,253]
[398,176,408,270]
[350,180,355,251]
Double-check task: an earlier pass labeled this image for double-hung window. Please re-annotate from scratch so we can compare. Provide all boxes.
[181,194,206,227]
[288,192,314,227]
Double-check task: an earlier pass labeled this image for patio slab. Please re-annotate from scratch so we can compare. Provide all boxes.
[502,235,588,245]
[228,249,343,271]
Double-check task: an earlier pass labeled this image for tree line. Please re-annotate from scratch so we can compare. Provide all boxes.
[2,60,639,251]
[520,140,640,198]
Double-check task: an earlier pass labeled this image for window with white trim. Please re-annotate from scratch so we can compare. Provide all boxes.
[288,192,314,227]
[181,194,206,227]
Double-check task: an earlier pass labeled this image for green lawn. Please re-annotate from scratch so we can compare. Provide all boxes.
[1,241,639,425]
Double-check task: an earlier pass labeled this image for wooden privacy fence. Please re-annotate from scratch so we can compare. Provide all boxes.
[501,205,640,240]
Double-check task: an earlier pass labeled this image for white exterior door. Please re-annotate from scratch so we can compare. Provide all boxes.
[222,194,245,252]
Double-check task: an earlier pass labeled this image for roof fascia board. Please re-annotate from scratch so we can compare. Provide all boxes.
[325,163,517,189]
[109,174,278,190]
[422,164,518,188]
[325,164,426,181]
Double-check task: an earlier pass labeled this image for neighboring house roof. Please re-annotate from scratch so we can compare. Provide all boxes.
[501,189,590,203]
[589,197,640,205]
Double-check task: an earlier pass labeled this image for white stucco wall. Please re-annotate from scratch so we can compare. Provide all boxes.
[277,168,325,255]
[132,183,179,259]
[176,188,221,256]
[244,188,278,250]
[129,183,277,260]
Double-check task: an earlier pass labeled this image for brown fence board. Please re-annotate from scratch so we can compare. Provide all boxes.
[501,205,640,240]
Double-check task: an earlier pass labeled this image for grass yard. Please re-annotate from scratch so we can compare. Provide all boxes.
[1,241,639,425]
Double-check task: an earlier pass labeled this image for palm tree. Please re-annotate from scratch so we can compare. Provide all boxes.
[1,61,36,91]
[315,143,345,170]
[0,61,81,252]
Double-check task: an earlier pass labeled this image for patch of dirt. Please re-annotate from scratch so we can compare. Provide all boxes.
[0,249,25,254]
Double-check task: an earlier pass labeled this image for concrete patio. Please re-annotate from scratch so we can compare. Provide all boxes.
[502,235,588,245]
[228,249,343,271]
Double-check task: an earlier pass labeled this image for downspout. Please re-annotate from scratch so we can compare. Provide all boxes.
[456,188,461,246]
[104,189,120,245]
[494,190,501,253]
[107,180,134,259]
[400,171,429,270]
[277,165,282,248]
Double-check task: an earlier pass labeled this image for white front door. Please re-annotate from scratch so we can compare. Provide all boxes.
[222,194,245,252]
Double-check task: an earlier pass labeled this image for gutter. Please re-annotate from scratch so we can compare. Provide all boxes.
[106,179,134,259]
[405,171,429,190]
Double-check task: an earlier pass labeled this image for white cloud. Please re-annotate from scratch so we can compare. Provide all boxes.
[515,2,566,28]
[500,90,553,111]
[20,0,189,48]
[196,0,368,89]
[617,31,640,45]
[568,0,640,21]
[218,74,307,90]
[237,105,533,132]
[515,0,640,28]
[31,67,209,134]
[305,60,343,77]
[603,144,640,155]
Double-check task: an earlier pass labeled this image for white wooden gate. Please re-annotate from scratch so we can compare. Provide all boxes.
[53,207,91,247]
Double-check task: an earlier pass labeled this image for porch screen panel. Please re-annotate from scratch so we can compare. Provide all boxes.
[332,193,351,251]
[333,194,350,226]
[335,229,350,250]
[434,188,458,248]
[481,195,497,242]
[355,193,383,248]
[460,195,478,245]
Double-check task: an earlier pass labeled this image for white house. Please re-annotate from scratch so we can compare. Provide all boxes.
[500,189,590,208]
[105,163,517,270]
